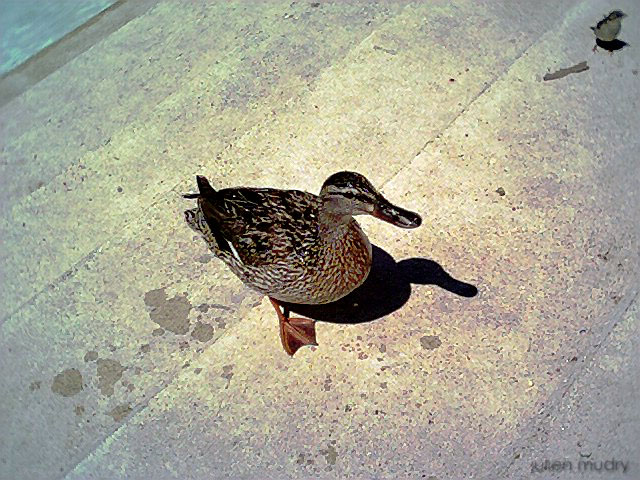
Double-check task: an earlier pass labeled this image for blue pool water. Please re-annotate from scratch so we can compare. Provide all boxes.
[0,0,116,75]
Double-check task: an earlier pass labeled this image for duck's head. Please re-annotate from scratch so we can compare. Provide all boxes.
[319,171,422,229]
[608,10,626,20]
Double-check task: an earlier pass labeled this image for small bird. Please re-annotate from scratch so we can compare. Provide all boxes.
[591,10,627,52]
[183,172,422,356]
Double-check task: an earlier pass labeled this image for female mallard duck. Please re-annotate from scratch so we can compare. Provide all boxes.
[183,171,421,356]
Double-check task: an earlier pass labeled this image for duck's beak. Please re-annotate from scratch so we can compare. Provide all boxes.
[372,198,422,229]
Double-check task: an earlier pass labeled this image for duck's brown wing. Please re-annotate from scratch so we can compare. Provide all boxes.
[190,177,320,267]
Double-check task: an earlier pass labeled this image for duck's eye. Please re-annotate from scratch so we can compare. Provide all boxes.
[340,191,356,200]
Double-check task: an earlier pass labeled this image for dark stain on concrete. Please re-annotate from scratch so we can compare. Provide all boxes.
[29,380,41,391]
[203,303,233,312]
[373,44,398,55]
[191,321,214,342]
[152,328,165,336]
[543,61,589,81]
[420,335,442,350]
[196,254,212,263]
[84,350,98,362]
[320,444,338,466]
[51,368,83,397]
[196,303,210,313]
[323,375,332,391]
[144,287,192,335]
[75,405,85,416]
[108,403,132,422]
[296,452,315,466]
[96,359,126,396]
[222,365,234,381]
[195,303,235,331]
[139,343,151,354]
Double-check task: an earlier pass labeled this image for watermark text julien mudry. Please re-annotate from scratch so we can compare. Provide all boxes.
[531,458,630,474]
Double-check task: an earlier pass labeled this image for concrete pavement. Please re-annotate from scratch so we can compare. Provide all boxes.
[1,1,638,478]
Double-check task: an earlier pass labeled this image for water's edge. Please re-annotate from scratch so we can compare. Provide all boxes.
[0,0,160,108]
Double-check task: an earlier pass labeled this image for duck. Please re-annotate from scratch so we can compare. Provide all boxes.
[591,10,627,52]
[183,171,422,356]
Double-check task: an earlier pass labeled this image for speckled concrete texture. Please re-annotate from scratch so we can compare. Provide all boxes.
[503,295,640,479]
[0,1,638,479]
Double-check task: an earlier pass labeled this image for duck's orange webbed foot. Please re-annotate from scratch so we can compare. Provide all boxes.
[269,298,318,356]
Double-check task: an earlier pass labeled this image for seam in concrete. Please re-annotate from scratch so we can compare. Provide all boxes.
[0,244,101,325]
[413,77,492,159]
[59,379,173,480]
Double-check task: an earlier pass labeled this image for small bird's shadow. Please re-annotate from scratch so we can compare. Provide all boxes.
[595,38,629,52]
[281,245,478,324]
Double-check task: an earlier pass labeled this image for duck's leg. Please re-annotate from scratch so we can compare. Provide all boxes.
[269,297,317,356]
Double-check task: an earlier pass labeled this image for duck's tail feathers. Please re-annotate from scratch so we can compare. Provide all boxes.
[183,175,216,199]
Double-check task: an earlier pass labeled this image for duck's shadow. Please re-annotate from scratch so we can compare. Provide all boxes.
[281,245,478,324]
[595,38,629,52]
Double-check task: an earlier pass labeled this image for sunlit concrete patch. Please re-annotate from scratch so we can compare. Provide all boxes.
[67,306,457,478]
[218,1,573,196]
